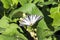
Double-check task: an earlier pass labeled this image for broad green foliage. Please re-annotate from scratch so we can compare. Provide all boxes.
[1,0,11,9]
[1,0,18,9]
[0,0,59,40]
[0,34,27,40]
[37,0,57,7]
[0,16,27,40]
[0,35,17,40]
[12,3,53,40]
[50,7,60,26]
[37,19,53,40]
[49,6,60,32]
[0,16,10,28]
[2,23,18,36]
[12,0,18,5]
[9,3,43,18]
[18,0,28,6]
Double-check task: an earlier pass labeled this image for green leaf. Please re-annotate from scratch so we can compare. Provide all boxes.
[0,35,17,40]
[2,23,18,36]
[1,0,18,9]
[39,0,44,2]
[40,1,54,5]
[49,7,60,27]
[12,0,18,5]
[44,36,52,40]
[9,3,35,18]
[9,11,23,18]
[37,19,53,40]
[37,1,57,7]
[12,18,19,22]
[17,32,28,40]
[0,35,27,40]
[0,27,5,33]
[2,23,27,40]
[33,0,39,4]
[1,0,12,9]
[0,16,10,28]
[33,0,44,4]
[9,3,42,18]
[18,0,28,6]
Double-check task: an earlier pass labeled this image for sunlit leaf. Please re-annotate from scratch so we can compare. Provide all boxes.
[0,35,17,40]
[1,0,18,9]
[2,23,27,40]
[18,0,28,6]
[2,23,18,36]
[37,19,52,40]
[0,16,10,28]
[12,0,18,5]
[49,7,60,27]
[1,0,12,9]
[37,1,57,7]
[0,35,27,40]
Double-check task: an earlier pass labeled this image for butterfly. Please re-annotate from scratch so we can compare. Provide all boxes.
[19,15,43,26]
